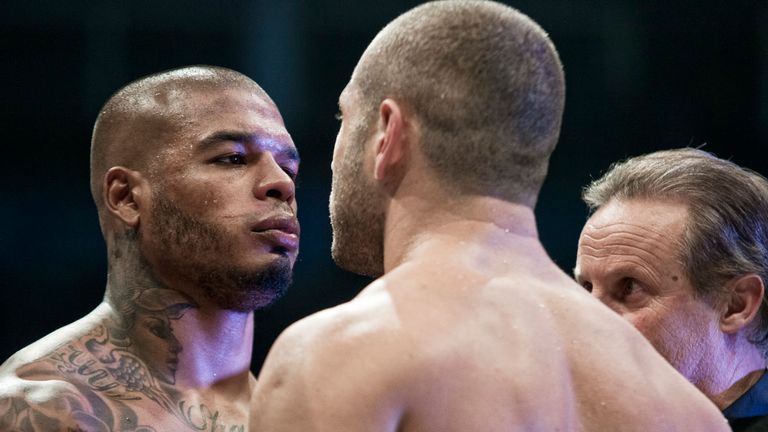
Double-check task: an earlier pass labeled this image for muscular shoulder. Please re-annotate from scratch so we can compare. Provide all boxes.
[508,278,731,430]
[262,279,409,379]
[0,371,98,431]
[0,304,160,431]
[0,325,112,430]
[252,280,412,430]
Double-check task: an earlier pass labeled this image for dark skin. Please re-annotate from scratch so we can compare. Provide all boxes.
[0,68,300,431]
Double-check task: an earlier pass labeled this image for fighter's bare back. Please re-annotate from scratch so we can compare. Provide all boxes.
[254,227,729,431]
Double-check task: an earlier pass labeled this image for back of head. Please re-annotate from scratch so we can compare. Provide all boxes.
[353,0,565,207]
[90,65,270,230]
[583,147,768,356]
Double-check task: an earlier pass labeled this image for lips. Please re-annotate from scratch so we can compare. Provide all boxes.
[251,217,300,236]
[250,216,300,252]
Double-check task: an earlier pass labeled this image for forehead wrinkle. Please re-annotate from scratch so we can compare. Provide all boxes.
[584,220,674,239]
[578,242,662,270]
[581,248,665,288]
[580,231,674,265]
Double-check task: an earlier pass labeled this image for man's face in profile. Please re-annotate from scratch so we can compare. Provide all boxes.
[574,198,723,381]
[140,87,300,311]
[130,311,183,384]
[329,83,385,277]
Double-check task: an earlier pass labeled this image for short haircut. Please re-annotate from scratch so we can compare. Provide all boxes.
[90,65,269,217]
[352,0,565,207]
[583,148,768,356]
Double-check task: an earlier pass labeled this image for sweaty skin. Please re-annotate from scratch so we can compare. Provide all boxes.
[0,305,253,432]
[252,208,729,431]
[0,70,300,431]
[252,2,728,427]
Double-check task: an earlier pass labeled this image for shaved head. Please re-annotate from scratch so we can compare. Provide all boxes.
[90,66,272,224]
[91,65,296,311]
[350,0,565,206]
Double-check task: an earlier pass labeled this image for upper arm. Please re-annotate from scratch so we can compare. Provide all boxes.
[0,377,97,431]
[251,310,408,432]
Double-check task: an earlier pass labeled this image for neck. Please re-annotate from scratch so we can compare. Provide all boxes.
[103,237,254,391]
[171,308,255,388]
[382,193,543,272]
[703,336,766,410]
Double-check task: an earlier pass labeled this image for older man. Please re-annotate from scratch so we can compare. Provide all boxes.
[251,2,728,431]
[575,148,768,431]
[0,66,300,431]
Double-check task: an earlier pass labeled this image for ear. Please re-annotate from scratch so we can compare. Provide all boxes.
[720,273,765,334]
[103,166,147,228]
[373,98,408,182]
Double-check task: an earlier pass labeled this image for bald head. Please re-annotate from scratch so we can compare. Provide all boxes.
[351,0,565,206]
[90,66,272,220]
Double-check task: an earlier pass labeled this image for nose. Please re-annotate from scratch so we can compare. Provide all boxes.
[253,154,296,204]
[169,335,183,354]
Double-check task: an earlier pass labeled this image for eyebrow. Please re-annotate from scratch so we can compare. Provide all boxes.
[198,130,300,162]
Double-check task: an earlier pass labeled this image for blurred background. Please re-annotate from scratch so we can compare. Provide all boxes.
[1,0,766,372]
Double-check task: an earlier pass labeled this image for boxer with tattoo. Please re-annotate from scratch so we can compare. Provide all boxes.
[0,65,300,431]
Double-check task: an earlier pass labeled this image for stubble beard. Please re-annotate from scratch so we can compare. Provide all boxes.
[147,191,292,311]
[329,126,386,278]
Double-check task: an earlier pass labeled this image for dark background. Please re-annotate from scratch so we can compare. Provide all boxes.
[1,0,766,373]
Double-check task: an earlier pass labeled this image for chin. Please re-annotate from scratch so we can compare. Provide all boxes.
[245,244,298,267]
[198,259,294,311]
[331,237,383,278]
